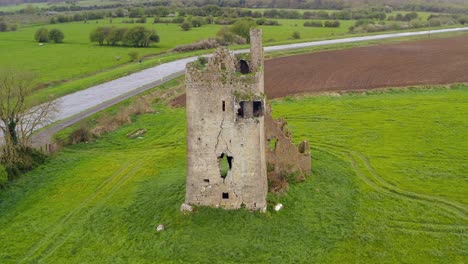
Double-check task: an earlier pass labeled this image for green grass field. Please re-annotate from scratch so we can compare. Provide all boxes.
[0,18,353,86]
[0,84,466,263]
[1,15,464,106]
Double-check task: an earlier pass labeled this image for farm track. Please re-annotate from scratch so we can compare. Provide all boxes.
[312,144,467,236]
[20,160,144,263]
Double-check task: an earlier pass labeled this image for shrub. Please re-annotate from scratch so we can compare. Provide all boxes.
[69,126,93,144]
[230,18,256,42]
[292,31,300,39]
[128,51,139,61]
[215,17,236,25]
[172,38,219,52]
[172,17,185,23]
[264,20,280,26]
[34,28,49,42]
[1,147,46,178]
[256,18,266,25]
[303,20,323,27]
[135,17,147,24]
[324,20,340,27]
[216,26,236,44]
[48,28,64,43]
[0,164,7,187]
[216,26,246,46]
[191,17,204,27]
[0,21,7,32]
[9,24,17,31]
[181,22,191,31]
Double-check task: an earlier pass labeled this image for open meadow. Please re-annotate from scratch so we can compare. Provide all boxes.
[1,12,463,105]
[0,84,466,263]
[0,18,353,86]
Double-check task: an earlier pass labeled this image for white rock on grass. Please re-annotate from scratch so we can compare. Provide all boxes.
[180,203,193,213]
[156,224,165,232]
[274,203,283,211]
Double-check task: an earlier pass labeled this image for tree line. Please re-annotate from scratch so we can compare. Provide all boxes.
[6,0,468,16]
[89,26,160,47]
[34,27,64,43]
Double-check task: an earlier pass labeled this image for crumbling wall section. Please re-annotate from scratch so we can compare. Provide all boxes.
[265,108,311,192]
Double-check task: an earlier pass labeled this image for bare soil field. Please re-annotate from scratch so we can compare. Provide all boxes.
[172,35,468,106]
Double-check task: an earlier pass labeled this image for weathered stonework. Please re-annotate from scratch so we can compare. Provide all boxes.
[184,29,310,211]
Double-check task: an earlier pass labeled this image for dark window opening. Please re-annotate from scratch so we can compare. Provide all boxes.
[253,101,263,117]
[239,60,250,74]
[218,153,233,179]
[237,103,244,117]
[203,179,210,183]
[222,192,229,199]
[222,101,226,112]
[237,101,263,118]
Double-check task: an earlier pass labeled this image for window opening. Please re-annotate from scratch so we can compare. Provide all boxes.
[253,101,263,117]
[239,60,250,74]
[218,153,233,179]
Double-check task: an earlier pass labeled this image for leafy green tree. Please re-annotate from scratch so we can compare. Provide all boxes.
[229,18,256,42]
[34,28,49,42]
[89,27,111,45]
[48,28,64,43]
[124,26,159,47]
[115,8,125,17]
[106,27,127,46]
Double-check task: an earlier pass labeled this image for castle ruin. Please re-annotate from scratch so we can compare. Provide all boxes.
[184,29,310,211]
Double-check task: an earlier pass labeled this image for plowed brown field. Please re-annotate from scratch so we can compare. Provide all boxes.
[172,35,468,106]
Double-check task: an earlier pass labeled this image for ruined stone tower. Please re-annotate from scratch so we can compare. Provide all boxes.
[184,29,311,212]
[184,29,268,211]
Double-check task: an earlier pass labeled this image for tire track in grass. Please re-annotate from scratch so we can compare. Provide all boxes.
[312,144,468,235]
[19,160,140,263]
[387,220,467,235]
[35,160,146,263]
[316,143,467,219]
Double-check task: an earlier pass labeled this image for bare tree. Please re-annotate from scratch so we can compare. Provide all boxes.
[0,67,55,168]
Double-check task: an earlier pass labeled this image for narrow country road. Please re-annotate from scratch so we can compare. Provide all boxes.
[28,27,468,147]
